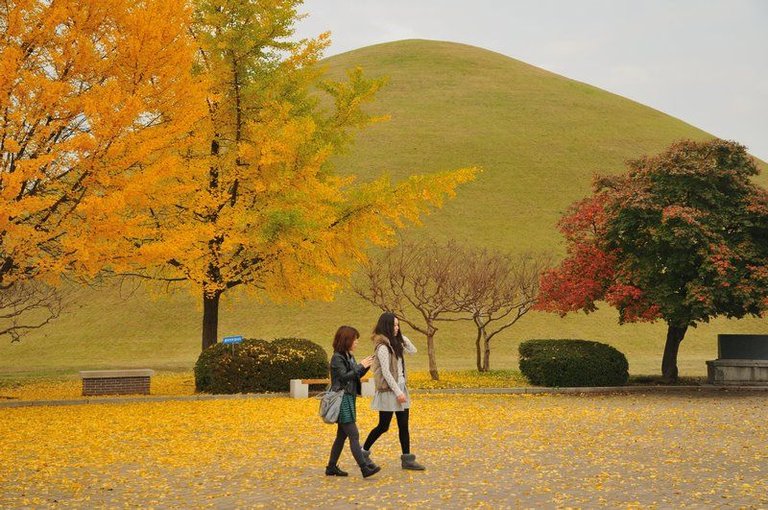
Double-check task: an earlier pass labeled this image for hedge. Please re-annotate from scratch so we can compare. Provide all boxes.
[194,337,328,394]
[518,339,629,387]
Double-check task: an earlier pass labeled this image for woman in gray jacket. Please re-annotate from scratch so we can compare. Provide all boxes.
[362,312,426,470]
[326,325,380,478]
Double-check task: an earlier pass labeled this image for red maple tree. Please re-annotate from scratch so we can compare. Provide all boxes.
[537,139,768,382]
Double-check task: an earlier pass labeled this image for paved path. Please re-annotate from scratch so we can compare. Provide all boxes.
[1,384,767,408]
[1,392,767,508]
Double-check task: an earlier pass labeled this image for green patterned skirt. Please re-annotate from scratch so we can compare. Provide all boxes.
[338,393,356,424]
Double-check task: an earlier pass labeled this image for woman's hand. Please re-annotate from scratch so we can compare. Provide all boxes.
[396,393,407,404]
[360,355,374,368]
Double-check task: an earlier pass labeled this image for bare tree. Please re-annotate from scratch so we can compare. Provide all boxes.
[354,239,466,380]
[456,250,551,371]
[0,281,63,342]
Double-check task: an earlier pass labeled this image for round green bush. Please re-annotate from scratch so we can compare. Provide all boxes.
[194,337,329,394]
[518,339,629,387]
[194,338,271,393]
[269,337,329,390]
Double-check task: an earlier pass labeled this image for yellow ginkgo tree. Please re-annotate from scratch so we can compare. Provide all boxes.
[91,0,477,351]
[0,0,202,339]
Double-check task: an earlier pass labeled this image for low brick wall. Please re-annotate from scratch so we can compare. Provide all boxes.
[80,369,155,396]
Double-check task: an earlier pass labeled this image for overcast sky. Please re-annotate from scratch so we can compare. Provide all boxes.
[295,0,768,162]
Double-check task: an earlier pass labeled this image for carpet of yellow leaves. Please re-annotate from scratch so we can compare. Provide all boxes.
[0,372,197,401]
[1,393,765,508]
[409,370,529,389]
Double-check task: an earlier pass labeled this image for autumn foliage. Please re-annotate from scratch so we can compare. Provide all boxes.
[2,392,766,507]
[537,139,768,381]
[83,0,477,350]
[1,1,476,348]
[0,0,201,338]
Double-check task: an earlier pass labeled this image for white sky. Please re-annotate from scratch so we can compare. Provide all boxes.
[295,0,768,162]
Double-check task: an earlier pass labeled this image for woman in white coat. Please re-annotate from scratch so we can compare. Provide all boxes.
[362,312,426,470]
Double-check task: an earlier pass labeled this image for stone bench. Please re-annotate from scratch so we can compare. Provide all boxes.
[707,334,768,385]
[80,369,155,396]
[290,377,374,399]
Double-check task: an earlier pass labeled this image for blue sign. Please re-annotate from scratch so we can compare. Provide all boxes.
[222,335,243,345]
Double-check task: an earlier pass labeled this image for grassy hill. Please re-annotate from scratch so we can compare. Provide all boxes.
[2,40,767,380]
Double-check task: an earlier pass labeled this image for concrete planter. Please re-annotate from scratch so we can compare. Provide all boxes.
[707,335,768,385]
[706,359,768,385]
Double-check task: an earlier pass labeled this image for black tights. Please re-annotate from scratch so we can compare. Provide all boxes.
[328,422,367,468]
[363,409,410,454]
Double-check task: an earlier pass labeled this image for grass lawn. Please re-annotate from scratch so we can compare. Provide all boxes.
[1,393,765,508]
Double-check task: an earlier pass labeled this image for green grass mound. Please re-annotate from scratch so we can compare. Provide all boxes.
[519,339,629,387]
[4,40,767,379]
[194,338,328,394]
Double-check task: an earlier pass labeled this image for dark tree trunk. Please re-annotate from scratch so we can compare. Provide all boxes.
[661,323,688,383]
[202,291,221,351]
[482,332,491,372]
[474,324,482,372]
[426,325,439,380]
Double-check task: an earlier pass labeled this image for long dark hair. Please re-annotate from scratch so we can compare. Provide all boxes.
[374,312,404,358]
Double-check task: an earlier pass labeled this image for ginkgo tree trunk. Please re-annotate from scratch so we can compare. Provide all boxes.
[0,0,201,340]
[95,0,477,351]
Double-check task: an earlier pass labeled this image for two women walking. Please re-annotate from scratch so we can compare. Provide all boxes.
[325,313,425,478]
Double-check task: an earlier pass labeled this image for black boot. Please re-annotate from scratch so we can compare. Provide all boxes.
[401,453,425,471]
[325,465,348,476]
[360,463,381,478]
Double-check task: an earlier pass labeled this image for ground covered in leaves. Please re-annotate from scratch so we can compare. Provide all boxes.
[1,393,766,508]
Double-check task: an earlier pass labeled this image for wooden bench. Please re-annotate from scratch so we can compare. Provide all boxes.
[80,369,155,396]
[290,377,374,399]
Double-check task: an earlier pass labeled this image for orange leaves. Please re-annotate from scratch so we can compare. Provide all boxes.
[558,192,611,242]
[0,0,202,275]
[661,205,703,225]
[537,243,616,316]
[0,371,195,401]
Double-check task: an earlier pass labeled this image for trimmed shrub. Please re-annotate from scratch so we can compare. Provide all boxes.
[194,338,271,393]
[194,337,329,394]
[270,337,329,387]
[518,339,629,387]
